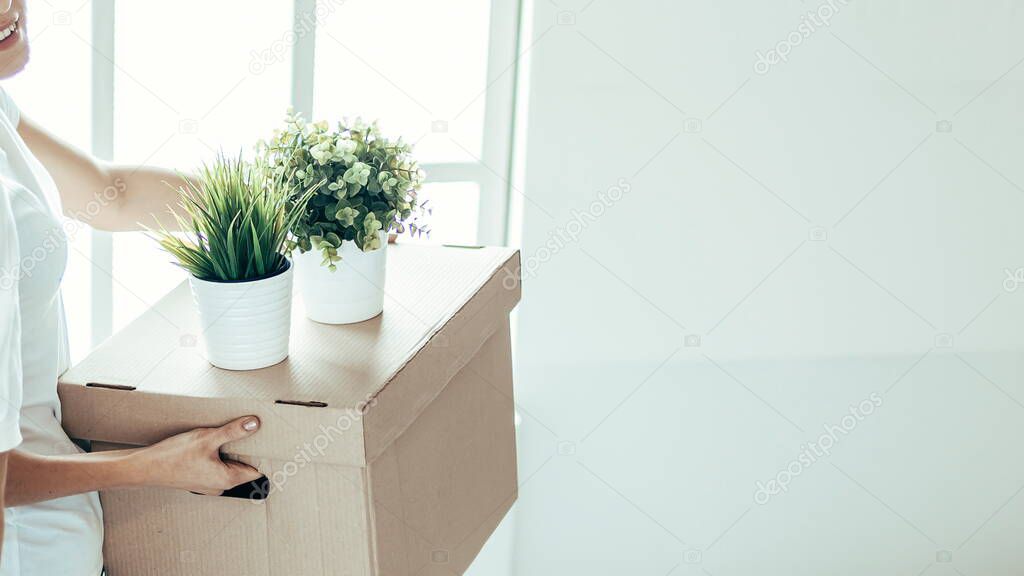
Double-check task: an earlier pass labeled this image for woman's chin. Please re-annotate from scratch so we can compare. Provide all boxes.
[0,46,29,79]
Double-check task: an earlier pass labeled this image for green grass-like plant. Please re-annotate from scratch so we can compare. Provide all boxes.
[148,154,319,282]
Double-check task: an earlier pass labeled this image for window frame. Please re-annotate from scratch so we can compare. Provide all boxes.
[86,0,522,346]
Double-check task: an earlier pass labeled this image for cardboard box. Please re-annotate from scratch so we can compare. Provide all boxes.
[57,245,521,576]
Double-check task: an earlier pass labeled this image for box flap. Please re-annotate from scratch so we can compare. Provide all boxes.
[58,245,520,466]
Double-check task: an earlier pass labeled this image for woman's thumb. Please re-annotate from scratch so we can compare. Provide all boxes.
[210,416,260,446]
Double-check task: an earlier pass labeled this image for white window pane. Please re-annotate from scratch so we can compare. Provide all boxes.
[111,232,186,333]
[5,1,91,149]
[407,182,480,246]
[111,1,292,330]
[6,1,93,360]
[313,0,491,164]
[113,0,293,167]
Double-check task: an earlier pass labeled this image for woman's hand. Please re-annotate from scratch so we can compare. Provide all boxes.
[5,416,265,507]
[127,416,263,495]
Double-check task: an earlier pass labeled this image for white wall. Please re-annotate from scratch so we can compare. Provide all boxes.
[508,1,1024,574]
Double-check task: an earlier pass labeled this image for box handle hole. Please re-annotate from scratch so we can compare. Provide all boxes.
[275,399,328,408]
[191,476,271,500]
[86,382,136,391]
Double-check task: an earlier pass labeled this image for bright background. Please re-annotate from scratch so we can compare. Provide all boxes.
[11,1,1024,575]
[510,1,1024,575]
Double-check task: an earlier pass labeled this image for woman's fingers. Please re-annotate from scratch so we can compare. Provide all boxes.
[130,416,265,494]
[206,416,260,448]
[222,459,263,487]
[207,417,262,490]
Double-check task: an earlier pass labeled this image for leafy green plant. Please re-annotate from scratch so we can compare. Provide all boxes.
[148,154,319,282]
[259,111,428,271]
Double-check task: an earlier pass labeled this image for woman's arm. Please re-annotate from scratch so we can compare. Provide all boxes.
[16,115,188,232]
[5,416,263,507]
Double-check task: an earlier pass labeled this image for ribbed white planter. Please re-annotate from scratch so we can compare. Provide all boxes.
[294,232,388,324]
[188,262,294,371]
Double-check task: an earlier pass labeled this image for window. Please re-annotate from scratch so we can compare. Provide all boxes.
[9,0,521,359]
[313,0,492,164]
[110,0,293,333]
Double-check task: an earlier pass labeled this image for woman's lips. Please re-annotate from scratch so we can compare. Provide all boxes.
[0,15,20,50]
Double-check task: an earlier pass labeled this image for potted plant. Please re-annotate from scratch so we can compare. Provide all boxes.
[260,112,428,324]
[148,154,317,370]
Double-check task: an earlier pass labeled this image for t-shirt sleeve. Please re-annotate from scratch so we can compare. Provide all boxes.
[0,183,23,451]
[0,86,20,128]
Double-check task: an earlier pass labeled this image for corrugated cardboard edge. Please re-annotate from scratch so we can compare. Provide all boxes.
[92,442,378,576]
[58,387,368,465]
[58,248,520,468]
[366,321,518,576]
[361,250,521,463]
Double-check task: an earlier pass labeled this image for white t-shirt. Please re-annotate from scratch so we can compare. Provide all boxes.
[0,141,22,452]
[0,88,104,576]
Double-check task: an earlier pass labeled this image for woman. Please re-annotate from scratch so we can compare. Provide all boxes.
[0,1,265,574]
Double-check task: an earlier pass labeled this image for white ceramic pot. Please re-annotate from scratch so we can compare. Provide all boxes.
[294,232,388,324]
[188,262,294,371]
